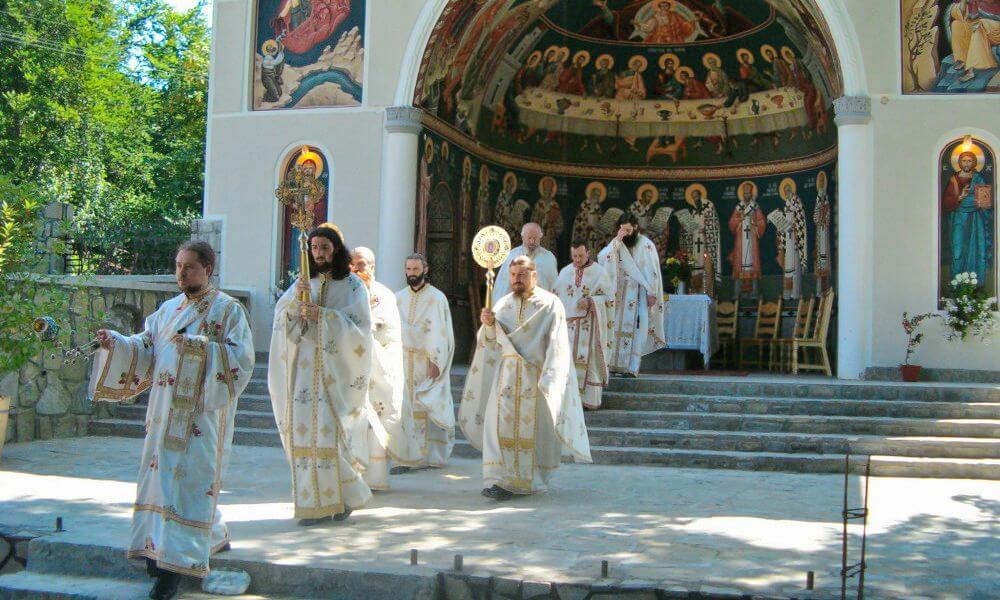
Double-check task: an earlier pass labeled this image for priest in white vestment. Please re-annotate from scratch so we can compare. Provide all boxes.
[351,247,423,489]
[396,253,456,469]
[268,224,374,526]
[91,241,253,599]
[554,240,613,409]
[598,213,666,377]
[492,222,558,304]
[460,256,592,501]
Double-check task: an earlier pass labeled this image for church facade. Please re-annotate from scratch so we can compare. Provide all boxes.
[203,0,999,378]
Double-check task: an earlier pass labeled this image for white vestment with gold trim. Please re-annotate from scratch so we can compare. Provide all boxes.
[554,262,613,409]
[89,290,254,578]
[364,280,422,489]
[397,284,456,467]
[492,245,559,305]
[268,274,374,518]
[459,288,592,495]
[598,235,666,375]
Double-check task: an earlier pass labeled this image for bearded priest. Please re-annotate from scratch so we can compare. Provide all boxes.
[460,255,592,501]
[268,224,374,526]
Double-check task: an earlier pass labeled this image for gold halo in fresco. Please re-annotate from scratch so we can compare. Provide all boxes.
[674,66,695,82]
[702,52,722,69]
[472,226,512,270]
[526,50,542,67]
[538,176,558,196]
[295,147,324,175]
[658,53,680,70]
[636,183,659,202]
[779,177,798,198]
[684,183,708,203]
[585,181,607,200]
[736,48,754,64]
[760,44,777,62]
[595,53,615,69]
[781,46,796,62]
[573,50,591,67]
[951,139,987,172]
[738,180,759,199]
[628,55,648,72]
[816,170,828,192]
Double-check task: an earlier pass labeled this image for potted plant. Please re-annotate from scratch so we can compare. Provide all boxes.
[663,251,693,294]
[900,311,936,382]
[940,272,999,342]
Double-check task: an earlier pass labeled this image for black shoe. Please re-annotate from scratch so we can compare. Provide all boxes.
[390,466,412,475]
[297,516,333,526]
[481,487,495,498]
[145,558,159,578]
[149,571,180,600]
[492,487,515,502]
[333,507,353,522]
[215,542,231,553]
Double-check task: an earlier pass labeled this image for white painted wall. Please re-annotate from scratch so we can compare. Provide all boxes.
[845,0,1000,371]
[205,0,1000,370]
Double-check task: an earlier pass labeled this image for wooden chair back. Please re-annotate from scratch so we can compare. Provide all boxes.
[792,297,815,341]
[717,299,739,338]
[812,289,835,342]
[753,298,783,340]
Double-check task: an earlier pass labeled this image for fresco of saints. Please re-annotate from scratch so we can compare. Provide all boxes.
[269,0,351,55]
[813,170,833,296]
[676,67,710,99]
[417,137,435,255]
[631,0,707,44]
[590,54,617,98]
[260,39,285,103]
[459,157,474,283]
[630,184,670,258]
[728,180,766,296]
[495,171,520,245]
[540,46,565,91]
[572,181,609,255]
[761,44,793,89]
[775,178,809,300]
[942,142,994,288]
[532,176,565,252]
[947,0,1000,83]
[782,46,823,137]
[736,48,769,92]
[616,56,649,100]
[678,183,722,292]
[557,51,590,96]
[654,53,684,99]
[476,164,492,229]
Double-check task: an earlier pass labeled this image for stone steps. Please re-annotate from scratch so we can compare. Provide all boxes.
[0,571,280,600]
[89,366,1000,479]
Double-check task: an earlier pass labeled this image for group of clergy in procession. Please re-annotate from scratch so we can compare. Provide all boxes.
[85,210,667,599]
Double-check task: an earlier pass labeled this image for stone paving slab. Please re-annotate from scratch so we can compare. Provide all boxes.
[1,437,999,599]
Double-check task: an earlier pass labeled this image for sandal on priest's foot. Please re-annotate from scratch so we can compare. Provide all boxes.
[333,507,353,522]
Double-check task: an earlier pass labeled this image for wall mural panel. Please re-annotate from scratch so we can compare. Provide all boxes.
[902,0,1000,94]
[252,0,366,110]
[415,0,838,172]
[418,125,837,302]
[939,137,996,302]
[278,146,330,282]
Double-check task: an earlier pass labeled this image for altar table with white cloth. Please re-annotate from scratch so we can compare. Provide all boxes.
[661,294,719,368]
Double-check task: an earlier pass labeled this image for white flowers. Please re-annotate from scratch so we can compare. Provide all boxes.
[951,272,980,287]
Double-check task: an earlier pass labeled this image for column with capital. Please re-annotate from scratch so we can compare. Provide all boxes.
[377,106,423,290]
[833,95,873,379]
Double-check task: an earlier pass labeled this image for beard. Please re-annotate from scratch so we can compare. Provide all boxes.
[406,273,426,287]
[312,257,333,274]
[179,281,205,295]
[624,232,639,248]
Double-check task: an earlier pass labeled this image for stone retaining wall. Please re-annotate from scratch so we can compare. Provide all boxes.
[1,277,250,445]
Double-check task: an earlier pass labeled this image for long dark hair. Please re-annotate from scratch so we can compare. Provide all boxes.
[307,227,352,280]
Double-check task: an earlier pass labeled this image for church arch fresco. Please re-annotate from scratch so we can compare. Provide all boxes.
[273,144,331,286]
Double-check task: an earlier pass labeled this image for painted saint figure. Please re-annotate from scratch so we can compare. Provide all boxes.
[531,176,564,252]
[417,137,435,255]
[260,39,286,103]
[476,164,492,229]
[678,183,722,293]
[590,54,617,98]
[813,171,833,296]
[775,178,809,300]
[942,145,994,286]
[572,181,609,256]
[495,171,519,245]
[728,181,767,296]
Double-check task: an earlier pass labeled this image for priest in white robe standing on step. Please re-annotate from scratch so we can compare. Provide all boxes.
[492,222,558,305]
[90,241,254,600]
[460,255,592,501]
[395,253,456,471]
[350,246,423,489]
[554,239,613,410]
[598,212,666,377]
[268,224,374,526]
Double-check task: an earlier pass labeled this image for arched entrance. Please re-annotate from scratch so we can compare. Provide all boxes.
[387,0,873,377]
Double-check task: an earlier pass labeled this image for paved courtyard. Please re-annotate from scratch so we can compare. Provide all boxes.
[1,436,998,599]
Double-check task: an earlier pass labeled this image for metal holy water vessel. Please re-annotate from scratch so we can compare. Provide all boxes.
[33,317,101,366]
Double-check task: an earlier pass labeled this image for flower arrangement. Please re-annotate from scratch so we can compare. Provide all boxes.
[663,251,693,290]
[940,272,998,342]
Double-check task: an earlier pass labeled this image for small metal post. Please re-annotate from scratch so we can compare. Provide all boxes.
[410,549,418,565]
[454,554,463,572]
[807,571,815,590]
[600,560,609,578]
[55,517,64,532]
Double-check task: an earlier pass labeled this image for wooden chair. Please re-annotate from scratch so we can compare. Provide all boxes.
[771,297,814,372]
[738,298,782,370]
[715,299,739,368]
[792,289,835,376]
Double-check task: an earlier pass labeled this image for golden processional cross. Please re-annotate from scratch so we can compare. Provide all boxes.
[275,164,325,301]
[471,226,512,311]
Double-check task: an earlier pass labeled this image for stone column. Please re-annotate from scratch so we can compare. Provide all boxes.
[377,106,423,290]
[833,96,873,379]
[191,218,224,286]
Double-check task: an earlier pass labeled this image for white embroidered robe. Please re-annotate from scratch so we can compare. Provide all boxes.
[492,245,559,305]
[598,235,666,375]
[268,274,374,519]
[397,284,456,466]
[89,290,254,578]
[364,280,423,489]
[459,288,592,494]
[554,262,613,409]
